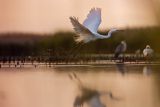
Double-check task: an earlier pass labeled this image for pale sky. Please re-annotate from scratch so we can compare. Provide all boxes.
[0,0,159,33]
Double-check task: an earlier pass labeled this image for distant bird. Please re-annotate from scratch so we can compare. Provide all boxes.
[69,8,118,43]
[135,49,141,63]
[114,41,127,59]
[135,49,141,57]
[143,45,154,58]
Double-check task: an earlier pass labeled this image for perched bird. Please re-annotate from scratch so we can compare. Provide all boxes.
[69,8,118,43]
[143,45,154,57]
[135,49,141,63]
[114,41,127,59]
[135,49,141,57]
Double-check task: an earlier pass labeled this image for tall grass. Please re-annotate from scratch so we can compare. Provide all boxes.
[0,27,159,56]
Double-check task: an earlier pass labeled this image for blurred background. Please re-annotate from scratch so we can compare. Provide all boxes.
[0,0,160,33]
[0,0,160,56]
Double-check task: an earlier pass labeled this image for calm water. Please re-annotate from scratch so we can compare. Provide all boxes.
[0,64,159,107]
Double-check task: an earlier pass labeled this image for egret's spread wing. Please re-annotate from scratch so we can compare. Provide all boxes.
[69,17,94,43]
[83,8,101,33]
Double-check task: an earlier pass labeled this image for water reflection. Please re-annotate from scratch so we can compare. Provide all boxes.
[143,65,152,76]
[116,63,127,75]
[0,65,159,107]
[69,73,120,107]
[0,91,6,106]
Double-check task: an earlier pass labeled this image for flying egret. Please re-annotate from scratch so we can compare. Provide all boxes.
[114,41,127,59]
[69,8,118,43]
[68,8,118,62]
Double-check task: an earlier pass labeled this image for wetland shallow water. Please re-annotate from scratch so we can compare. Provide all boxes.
[0,64,159,107]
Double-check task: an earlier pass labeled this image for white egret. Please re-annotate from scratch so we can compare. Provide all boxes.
[114,41,127,59]
[143,45,154,63]
[143,45,154,57]
[69,8,118,43]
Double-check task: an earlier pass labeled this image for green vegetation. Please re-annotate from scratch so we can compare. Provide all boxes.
[0,27,160,57]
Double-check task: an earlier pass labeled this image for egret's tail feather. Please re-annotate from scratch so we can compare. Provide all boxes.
[74,34,84,43]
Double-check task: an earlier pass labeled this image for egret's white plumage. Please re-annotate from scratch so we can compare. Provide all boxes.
[83,8,101,34]
[143,45,154,57]
[69,8,117,43]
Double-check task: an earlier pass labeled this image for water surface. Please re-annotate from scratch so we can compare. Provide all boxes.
[0,64,159,107]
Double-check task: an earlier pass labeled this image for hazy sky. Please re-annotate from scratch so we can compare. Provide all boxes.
[0,0,159,33]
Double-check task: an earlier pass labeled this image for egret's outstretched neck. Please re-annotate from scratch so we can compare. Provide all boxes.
[106,30,114,38]
[95,29,116,39]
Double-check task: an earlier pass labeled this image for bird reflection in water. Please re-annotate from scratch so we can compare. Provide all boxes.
[0,91,6,106]
[116,63,127,75]
[143,65,152,76]
[68,73,121,107]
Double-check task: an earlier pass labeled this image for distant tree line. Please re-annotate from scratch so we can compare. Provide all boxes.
[0,27,159,57]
